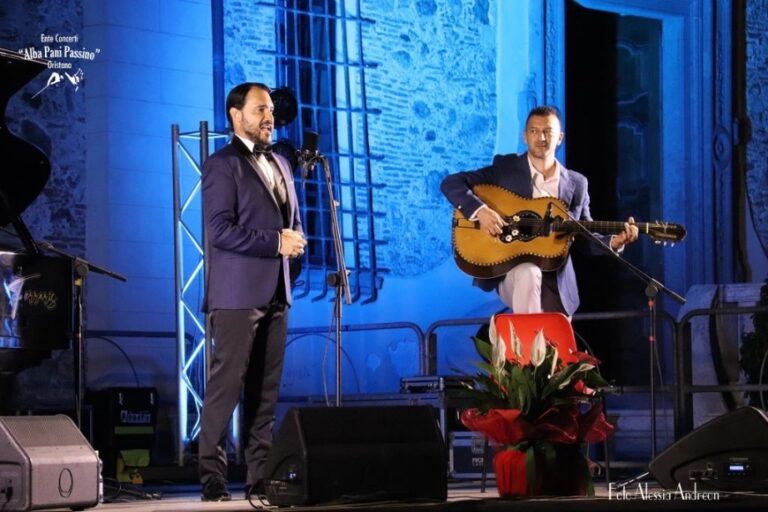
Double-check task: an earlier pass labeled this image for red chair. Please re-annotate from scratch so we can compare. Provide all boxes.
[493,312,578,365]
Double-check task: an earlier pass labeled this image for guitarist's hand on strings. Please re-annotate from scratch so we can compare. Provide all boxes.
[475,205,507,237]
[609,216,639,252]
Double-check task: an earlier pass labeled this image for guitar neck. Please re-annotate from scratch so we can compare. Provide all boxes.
[554,220,636,235]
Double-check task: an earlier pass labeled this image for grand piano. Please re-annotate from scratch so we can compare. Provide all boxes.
[0,48,73,412]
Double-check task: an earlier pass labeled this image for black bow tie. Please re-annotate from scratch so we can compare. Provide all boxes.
[253,145,272,156]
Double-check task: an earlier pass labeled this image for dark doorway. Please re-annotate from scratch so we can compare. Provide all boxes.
[565,0,663,387]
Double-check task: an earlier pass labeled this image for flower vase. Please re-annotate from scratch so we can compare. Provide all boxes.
[494,443,590,497]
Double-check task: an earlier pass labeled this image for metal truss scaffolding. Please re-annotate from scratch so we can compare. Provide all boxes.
[171,122,227,465]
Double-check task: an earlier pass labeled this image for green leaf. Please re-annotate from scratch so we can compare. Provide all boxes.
[516,387,526,412]
[582,370,612,390]
[525,445,537,494]
[543,362,595,397]
[472,336,492,362]
[474,361,495,375]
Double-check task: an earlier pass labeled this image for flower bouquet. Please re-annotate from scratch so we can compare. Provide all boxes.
[459,315,615,497]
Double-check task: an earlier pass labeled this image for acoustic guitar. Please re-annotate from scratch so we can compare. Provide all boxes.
[452,184,686,279]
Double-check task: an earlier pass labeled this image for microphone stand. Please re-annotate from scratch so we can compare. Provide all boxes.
[304,154,352,407]
[546,203,685,481]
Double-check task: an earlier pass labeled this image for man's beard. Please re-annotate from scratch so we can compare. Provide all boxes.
[244,123,272,151]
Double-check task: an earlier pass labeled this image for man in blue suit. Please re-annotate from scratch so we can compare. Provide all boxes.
[441,106,638,316]
[198,82,306,501]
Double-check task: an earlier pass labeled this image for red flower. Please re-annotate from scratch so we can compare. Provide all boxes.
[461,402,613,446]
[578,401,615,444]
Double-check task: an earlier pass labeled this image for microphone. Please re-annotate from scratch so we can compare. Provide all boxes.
[298,131,319,179]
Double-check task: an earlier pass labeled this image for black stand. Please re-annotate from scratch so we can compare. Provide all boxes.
[547,203,684,483]
[35,241,127,429]
[309,155,352,407]
[645,280,660,459]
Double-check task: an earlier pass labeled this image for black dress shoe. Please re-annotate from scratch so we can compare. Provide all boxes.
[245,480,266,500]
[201,477,231,502]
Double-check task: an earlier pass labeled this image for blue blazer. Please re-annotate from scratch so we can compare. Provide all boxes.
[201,138,302,312]
[440,153,595,315]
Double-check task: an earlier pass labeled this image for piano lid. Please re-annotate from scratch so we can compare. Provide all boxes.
[0,48,51,249]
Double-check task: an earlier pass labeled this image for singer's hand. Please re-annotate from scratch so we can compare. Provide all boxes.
[279,229,307,258]
[476,206,507,236]
[610,216,639,251]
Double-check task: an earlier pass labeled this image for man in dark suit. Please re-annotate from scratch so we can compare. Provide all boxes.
[198,82,306,501]
[441,105,638,316]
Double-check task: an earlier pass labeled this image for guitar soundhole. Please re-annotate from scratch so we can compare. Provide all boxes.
[500,210,542,243]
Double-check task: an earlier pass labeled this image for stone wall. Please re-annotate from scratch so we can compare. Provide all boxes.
[223,0,276,93]
[0,0,86,255]
[746,0,768,266]
[361,0,497,276]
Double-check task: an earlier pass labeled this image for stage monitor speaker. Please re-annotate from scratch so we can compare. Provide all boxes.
[649,406,768,492]
[0,415,100,511]
[265,405,447,506]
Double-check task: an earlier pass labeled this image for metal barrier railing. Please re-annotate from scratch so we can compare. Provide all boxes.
[674,305,768,438]
[423,309,677,378]
[85,301,768,464]
[288,321,424,339]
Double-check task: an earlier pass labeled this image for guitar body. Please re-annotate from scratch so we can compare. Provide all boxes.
[452,185,573,279]
[451,184,687,280]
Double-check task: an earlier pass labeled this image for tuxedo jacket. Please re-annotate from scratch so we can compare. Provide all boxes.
[201,137,302,312]
[440,153,597,315]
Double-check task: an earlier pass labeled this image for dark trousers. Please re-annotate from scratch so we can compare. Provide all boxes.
[198,304,288,486]
[541,271,567,315]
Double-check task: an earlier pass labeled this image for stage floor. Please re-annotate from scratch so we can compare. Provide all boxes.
[84,481,768,512]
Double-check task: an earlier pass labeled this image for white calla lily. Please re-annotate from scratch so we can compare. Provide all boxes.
[491,332,506,372]
[508,318,522,360]
[530,329,546,367]
[549,346,559,377]
[488,314,498,346]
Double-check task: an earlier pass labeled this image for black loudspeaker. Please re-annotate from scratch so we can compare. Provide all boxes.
[265,405,447,506]
[0,415,100,511]
[649,407,768,491]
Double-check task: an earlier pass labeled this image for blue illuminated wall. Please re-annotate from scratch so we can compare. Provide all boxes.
[746,0,768,282]
[83,0,213,333]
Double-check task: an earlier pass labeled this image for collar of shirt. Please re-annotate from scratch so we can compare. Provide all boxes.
[235,134,255,153]
[527,156,561,199]
[236,134,275,187]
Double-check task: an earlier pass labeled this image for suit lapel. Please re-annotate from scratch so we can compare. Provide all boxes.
[270,154,297,228]
[558,166,575,208]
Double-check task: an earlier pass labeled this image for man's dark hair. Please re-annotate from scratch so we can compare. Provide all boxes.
[225,82,271,129]
[525,105,562,126]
